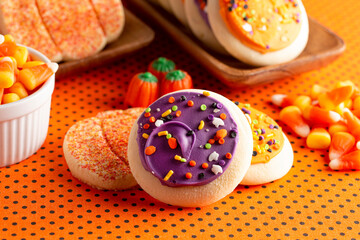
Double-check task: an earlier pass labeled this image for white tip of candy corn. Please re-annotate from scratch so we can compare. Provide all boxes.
[0,56,13,63]
[271,94,286,106]
[294,125,311,138]
[357,141,360,150]
[0,35,4,45]
[343,108,351,114]
[329,111,341,123]
[47,62,59,73]
[329,159,340,170]
[329,152,340,161]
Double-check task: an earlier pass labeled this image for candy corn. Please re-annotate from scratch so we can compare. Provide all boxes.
[19,62,58,91]
[306,128,331,150]
[329,150,360,170]
[12,45,28,68]
[343,108,360,140]
[293,95,311,112]
[0,34,17,57]
[279,106,310,138]
[329,132,355,161]
[272,80,360,171]
[3,93,20,104]
[328,122,348,136]
[310,84,327,100]
[0,57,16,88]
[302,105,341,126]
[0,34,58,105]
[271,94,295,108]
[8,82,28,99]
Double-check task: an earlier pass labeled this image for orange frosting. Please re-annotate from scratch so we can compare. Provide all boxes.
[239,103,284,164]
[220,0,302,53]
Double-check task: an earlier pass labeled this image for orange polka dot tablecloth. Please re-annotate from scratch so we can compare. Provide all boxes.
[1,0,360,239]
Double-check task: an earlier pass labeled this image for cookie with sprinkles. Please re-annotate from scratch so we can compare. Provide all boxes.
[207,0,309,66]
[237,103,294,185]
[63,108,143,190]
[128,89,253,207]
[184,0,228,55]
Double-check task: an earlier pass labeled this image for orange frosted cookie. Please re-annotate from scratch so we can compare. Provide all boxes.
[0,0,62,62]
[208,0,309,66]
[36,0,106,60]
[63,108,144,190]
[90,0,125,42]
[238,103,293,185]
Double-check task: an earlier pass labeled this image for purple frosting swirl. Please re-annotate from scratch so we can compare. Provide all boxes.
[136,91,239,187]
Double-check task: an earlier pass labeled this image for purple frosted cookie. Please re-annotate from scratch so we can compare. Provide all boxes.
[128,89,252,207]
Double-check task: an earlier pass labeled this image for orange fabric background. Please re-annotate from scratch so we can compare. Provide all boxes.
[1,0,360,239]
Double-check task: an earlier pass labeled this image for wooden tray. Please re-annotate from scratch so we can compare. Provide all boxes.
[126,0,345,88]
[57,9,155,79]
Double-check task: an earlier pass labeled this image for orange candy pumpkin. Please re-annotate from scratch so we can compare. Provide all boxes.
[161,70,193,96]
[125,72,159,107]
[148,57,175,84]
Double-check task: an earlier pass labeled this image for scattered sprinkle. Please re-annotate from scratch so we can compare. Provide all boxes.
[168,137,177,149]
[163,170,174,181]
[212,117,225,128]
[189,160,196,167]
[168,96,175,103]
[187,100,194,107]
[205,143,212,149]
[172,105,178,111]
[158,131,168,136]
[155,119,164,127]
[198,120,205,130]
[185,172,192,179]
[161,109,172,117]
[145,146,156,155]
[211,165,223,175]
[200,104,207,111]
[208,151,219,161]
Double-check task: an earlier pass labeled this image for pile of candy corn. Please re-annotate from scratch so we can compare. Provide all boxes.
[0,34,58,105]
[272,80,360,171]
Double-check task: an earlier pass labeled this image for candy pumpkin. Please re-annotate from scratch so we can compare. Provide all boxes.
[148,57,175,83]
[161,70,193,96]
[125,72,159,107]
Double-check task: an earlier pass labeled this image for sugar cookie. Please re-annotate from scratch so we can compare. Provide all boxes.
[238,103,293,185]
[63,108,144,190]
[208,0,309,66]
[169,0,189,28]
[128,90,253,207]
[184,0,227,54]
[90,0,125,43]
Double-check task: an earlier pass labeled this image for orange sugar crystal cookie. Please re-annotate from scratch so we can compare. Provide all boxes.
[90,0,125,43]
[63,108,144,190]
[36,0,106,60]
[0,0,62,62]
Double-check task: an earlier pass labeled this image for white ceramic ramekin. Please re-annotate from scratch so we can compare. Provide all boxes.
[0,47,55,167]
